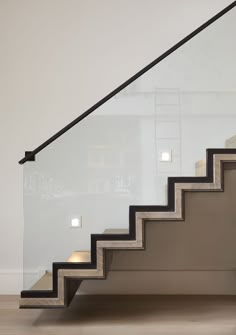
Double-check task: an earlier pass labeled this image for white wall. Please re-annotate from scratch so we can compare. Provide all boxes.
[0,0,232,293]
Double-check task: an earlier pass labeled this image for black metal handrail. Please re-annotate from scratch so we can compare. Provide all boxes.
[19,1,236,164]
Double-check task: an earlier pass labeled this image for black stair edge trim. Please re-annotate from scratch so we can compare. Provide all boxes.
[21,148,236,299]
[18,1,236,165]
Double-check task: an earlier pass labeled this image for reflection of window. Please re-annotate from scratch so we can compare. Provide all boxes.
[24,173,64,198]
[87,178,110,194]
[87,146,105,168]
[114,176,129,193]
[114,176,133,194]
[87,176,136,195]
[87,145,124,168]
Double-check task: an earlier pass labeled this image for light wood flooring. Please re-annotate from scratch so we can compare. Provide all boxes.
[1,295,236,335]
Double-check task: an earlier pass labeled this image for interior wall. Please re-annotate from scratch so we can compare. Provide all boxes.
[0,0,232,293]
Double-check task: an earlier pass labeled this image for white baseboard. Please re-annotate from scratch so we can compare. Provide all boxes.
[1,269,236,295]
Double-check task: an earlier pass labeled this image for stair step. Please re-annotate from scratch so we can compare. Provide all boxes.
[28,231,126,291]
[67,251,91,262]
[30,251,91,291]
[103,229,129,234]
[31,271,52,290]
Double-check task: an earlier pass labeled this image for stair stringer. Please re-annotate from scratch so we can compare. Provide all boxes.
[19,149,236,308]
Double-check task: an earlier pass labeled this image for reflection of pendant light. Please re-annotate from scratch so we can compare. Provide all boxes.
[159,151,172,162]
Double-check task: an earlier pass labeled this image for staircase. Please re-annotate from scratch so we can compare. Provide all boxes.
[19,2,236,309]
[20,149,236,307]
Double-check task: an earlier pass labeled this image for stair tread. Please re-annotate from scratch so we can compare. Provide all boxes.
[31,271,52,291]
[29,231,128,290]
[67,251,91,262]
[30,251,91,290]
[103,229,129,234]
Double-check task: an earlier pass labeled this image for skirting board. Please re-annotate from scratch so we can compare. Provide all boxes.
[2,270,236,295]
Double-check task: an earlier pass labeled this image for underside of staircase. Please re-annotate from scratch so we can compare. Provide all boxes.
[19,149,236,308]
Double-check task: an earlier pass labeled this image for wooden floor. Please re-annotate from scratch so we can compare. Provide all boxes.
[1,295,236,334]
